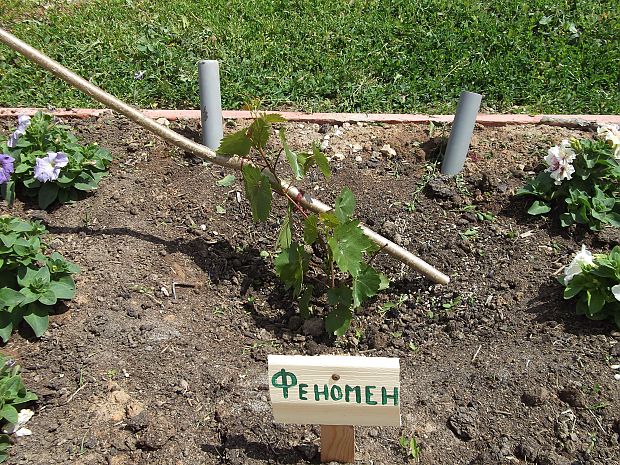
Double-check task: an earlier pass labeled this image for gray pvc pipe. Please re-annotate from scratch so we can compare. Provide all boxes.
[441,91,482,176]
[198,60,224,150]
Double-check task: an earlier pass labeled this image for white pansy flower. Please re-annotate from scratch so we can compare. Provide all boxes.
[544,140,577,185]
[612,284,620,302]
[597,124,620,159]
[564,245,594,283]
[1,408,34,437]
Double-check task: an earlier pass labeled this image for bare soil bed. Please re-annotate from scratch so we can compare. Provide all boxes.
[1,115,619,465]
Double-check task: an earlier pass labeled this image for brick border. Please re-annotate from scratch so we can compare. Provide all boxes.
[0,108,618,127]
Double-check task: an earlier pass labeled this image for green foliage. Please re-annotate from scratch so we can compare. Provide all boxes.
[218,113,389,335]
[517,138,619,230]
[0,353,37,463]
[216,174,236,187]
[241,165,272,223]
[1,112,112,209]
[560,246,620,328]
[400,435,421,461]
[0,215,79,341]
[1,1,619,114]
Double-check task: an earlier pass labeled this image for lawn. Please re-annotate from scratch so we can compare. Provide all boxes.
[0,0,618,114]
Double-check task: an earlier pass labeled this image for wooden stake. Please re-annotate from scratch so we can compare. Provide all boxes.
[320,425,355,463]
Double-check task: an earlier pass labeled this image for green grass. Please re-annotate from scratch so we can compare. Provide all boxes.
[0,0,618,113]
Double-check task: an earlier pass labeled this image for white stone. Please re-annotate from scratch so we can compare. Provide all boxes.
[380,144,397,157]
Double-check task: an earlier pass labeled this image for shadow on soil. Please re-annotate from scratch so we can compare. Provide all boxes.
[526,280,616,337]
[45,224,306,331]
[46,224,270,282]
[201,436,308,464]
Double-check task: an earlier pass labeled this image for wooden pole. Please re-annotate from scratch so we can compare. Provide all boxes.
[320,425,355,463]
[0,26,450,285]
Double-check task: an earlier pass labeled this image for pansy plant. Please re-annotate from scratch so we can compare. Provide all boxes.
[0,354,37,463]
[560,245,620,328]
[517,131,620,231]
[1,112,112,209]
[0,215,79,342]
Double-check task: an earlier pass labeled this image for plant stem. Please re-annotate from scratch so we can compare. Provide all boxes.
[367,243,388,266]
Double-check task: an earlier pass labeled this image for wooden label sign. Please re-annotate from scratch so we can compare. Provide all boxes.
[268,355,400,427]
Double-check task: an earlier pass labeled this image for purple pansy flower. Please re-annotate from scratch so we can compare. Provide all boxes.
[34,152,69,183]
[0,154,15,184]
[7,115,31,148]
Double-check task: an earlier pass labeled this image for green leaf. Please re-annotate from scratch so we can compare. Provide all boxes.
[0,233,17,248]
[325,306,352,336]
[0,288,24,308]
[22,177,40,188]
[242,165,272,222]
[18,289,39,306]
[328,221,373,277]
[563,284,583,300]
[34,266,51,283]
[527,200,551,215]
[17,266,37,287]
[352,265,381,307]
[334,188,356,223]
[38,182,59,209]
[313,145,331,179]
[263,114,287,123]
[559,212,574,227]
[299,285,314,319]
[0,312,13,343]
[247,117,270,149]
[2,180,15,206]
[303,214,319,245]
[378,273,390,291]
[216,128,251,156]
[274,242,307,297]
[516,172,553,197]
[23,302,49,337]
[279,129,303,180]
[216,174,236,187]
[15,391,37,405]
[38,290,57,306]
[73,173,97,191]
[325,287,353,336]
[605,212,620,227]
[277,212,292,250]
[0,405,18,425]
[586,290,605,315]
[319,212,340,228]
[297,152,315,176]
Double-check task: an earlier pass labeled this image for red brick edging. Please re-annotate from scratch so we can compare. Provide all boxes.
[0,108,619,127]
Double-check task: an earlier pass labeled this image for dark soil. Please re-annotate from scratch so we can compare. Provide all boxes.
[1,115,619,465]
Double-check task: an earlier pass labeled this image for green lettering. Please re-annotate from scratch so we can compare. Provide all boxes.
[298,383,308,400]
[381,386,399,406]
[271,369,297,399]
[365,385,377,405]
[314,384,329,401]
[345,385,362,404]
[330,384,343,401]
